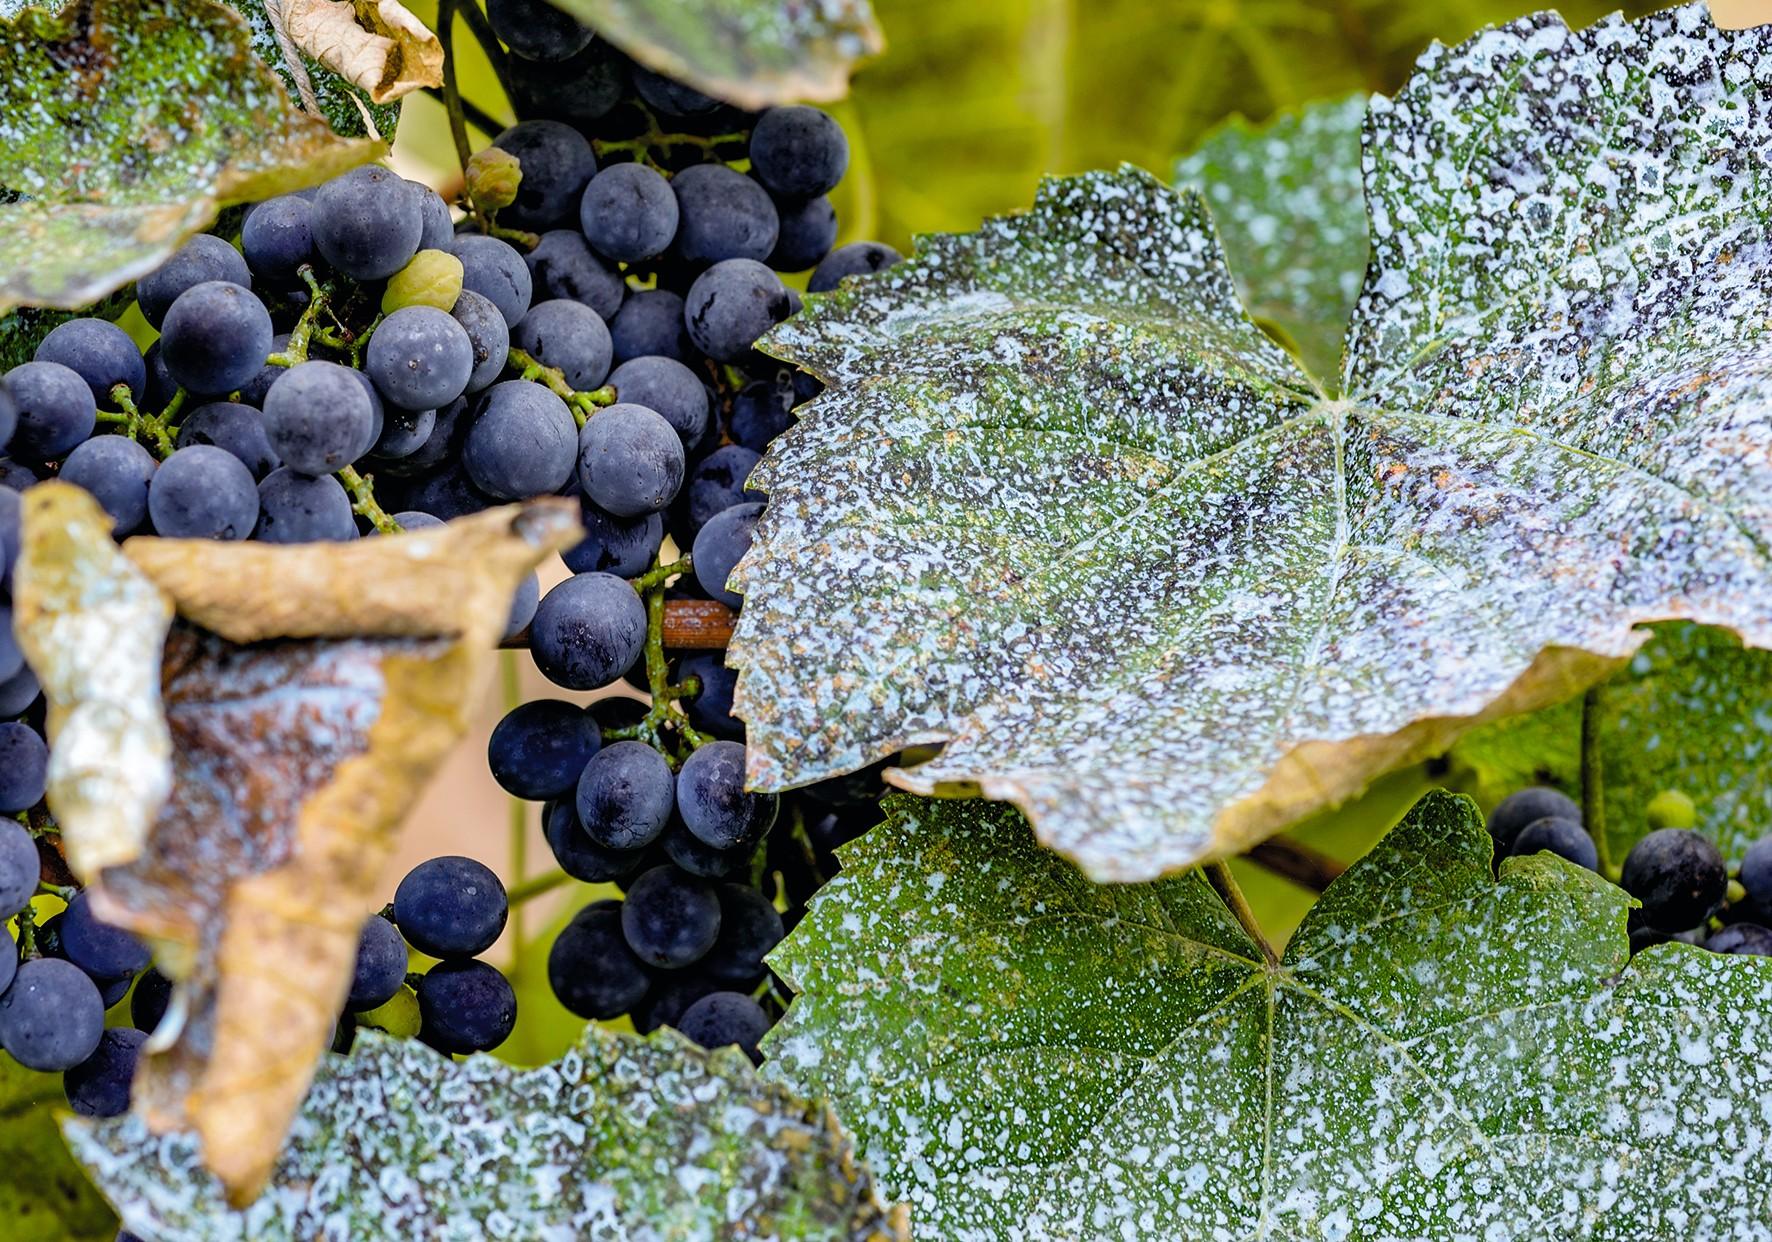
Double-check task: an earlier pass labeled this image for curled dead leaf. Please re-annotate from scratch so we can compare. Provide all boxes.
[269,0,443,104]
[13,486,580,1203]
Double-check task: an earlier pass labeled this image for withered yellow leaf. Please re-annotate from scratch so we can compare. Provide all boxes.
[267,0,443,104]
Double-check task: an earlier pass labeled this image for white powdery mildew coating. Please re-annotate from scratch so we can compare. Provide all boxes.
[767,792,1772,1240]
[737,1,1772,882]
[65,1026,902,1241]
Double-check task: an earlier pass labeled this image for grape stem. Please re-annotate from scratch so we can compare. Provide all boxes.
[592,108,752,172]
[1243,837,1345,893]
[35,880,75,903]
[602,555,714,762]
[338,465,401,535]
[266,266,335,368]
[107,384,176,459]
[1205,861,1279,966]
[506,347,617,425]
[420,86,503,138]
[14,904,38,961]
[507,867,573,907]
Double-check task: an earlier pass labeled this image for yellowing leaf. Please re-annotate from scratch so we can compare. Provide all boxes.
[268,0,443,105]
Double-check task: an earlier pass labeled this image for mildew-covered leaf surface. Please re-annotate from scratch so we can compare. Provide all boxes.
[0,0,379,313]
[66,1026,909,1241]
[1175,94,1369,389]
[767,792,1772,1239]
[547,0,882,107]
[739,2,1772,881]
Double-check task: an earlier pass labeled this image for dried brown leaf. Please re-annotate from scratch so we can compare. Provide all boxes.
[268,0,443,104]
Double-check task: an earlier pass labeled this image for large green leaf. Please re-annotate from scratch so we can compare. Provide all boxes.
[736,3,1772,882]
[1175,94,1368,390]
[0,0,380,314]
[66,1025,907,1239]
[767,791,1772,1239]
[0,1060,115,1241]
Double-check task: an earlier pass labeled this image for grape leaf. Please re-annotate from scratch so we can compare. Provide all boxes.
[1175,94,1368,390]
[225,0,401,138]
[767,791,1772,1239]
[65,1025,909,1240]
[0,0,381,314]
[547,0,883,108]
[13,484,581,1202]
[737,2,1772,882]
[0,1060,116,1242]
[247,0,439,110]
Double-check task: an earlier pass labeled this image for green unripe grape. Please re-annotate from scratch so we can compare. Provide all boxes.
[381,249,464,314]
[356,983,421,1039]
[466,146,522,213]
[1646,789,1697,831]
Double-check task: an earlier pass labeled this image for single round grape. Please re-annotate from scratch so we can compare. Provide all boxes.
[461,380,577,499]
[729,375,795,451]
[575,740,675,851]
[411,181,456,251]
[513,299,613,391]
[4,360,97,459]
[660,815,749,879]
[581,163,679,263]
[450,235,534,328]
[0,605,19,683]
[447,289,511,395]
[769,194,837,272]
[505,40,626,127]
[504,573,540,644]
[312,165,424,281]
[0,485,17,586]
[530,572,647,690]
[60,889,152,979]
[368,305,475,411]
[175,401,280,479]
[1620,829,1727,932]
[394,855,508,959]
[608,356,709,446]
[562,499,663,577]
[56,435,155,535]
[672,165,780,266]
[160,280,275,395]
[577,403,685,517]
[548,900,650,1020]
[677,652,742,740]
[382,249,465,315]
[348,914,409,1011]
[684,259,791,362]
[0,722,46,815]
[808,241,903,293]
[262,360,375,476]
[371,406,438,460]
[241,195,314,286]
[492,120,599,231]
[62,1026,145,1118]
[0,376,15,451]
[416,959,517,1054]
[0,667,39,720]
[699,884,785,986]
[750,106,849,199]
[1706,923,1772,956]
[1508,816,1598,872]
[488,699,602,800]
[148,445,259,540]
[137,235,251,328]
[542,798,644,883]
[621,865,721,969]
[631,66,719,117]
[234,334,290,408]
[1741,837,1772,910]
[1486,786,1580,858]
[35,317,148,406]
[692,501,762,608]
[130,968,172,1034]
[525,230,625,322]
[254,468,356,543]
[610,290,691,364]
[0,958,105,1071]
[677,740,777,852]
[399,463,494,521]
[676,990,770,1062]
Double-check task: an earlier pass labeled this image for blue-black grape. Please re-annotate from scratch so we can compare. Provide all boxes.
[630,969,721,1034]
[241,195,315,286]
[684,259,791,361]
[575,740,675,851]
[370,405,437,460]
[530,572,647,690]
[56,435,155,535]
[607,356,708,446]
[505,40,627,127]
[504,572,540,643]
[609,290,691,364]
[562,498,663,577]
[130,968,172,1034]
[461,380,577,499]
[676,990,770,1062]
[581,163,679,263]
[672,165,780,266]
[513,299,613,391]
[1508,816,1598,872]
[659,817,750,879]
[547,899,650,1020]
[683,445,762,532]
[493,121,599,231]
[542,797,643,883]
[35,317,148,405]
[1741,837,1772,909]
[4,361,97,459]
[262,361,375,476]
[768,195,837,272]
[0,722,46,814]
[808,241,903,293]
[234,334,290,408]
[750,106,848,199]
[312,165,423,281]
[59,889,151,980]
[159,280,275,395]
[141,340,180,413]
[367,306,475,410]
[1706,923,1772,956]
[449,235,534,328]
[347,914,409,1011]
[1486,787,1580,857]
[0,666,39,718]
[254,468,356,543]
[147,445,260,540]
[620,864,721,969]
[677,740,776,851]
[632,66,719,117]
[0,958,105,1071]
[0,485,17,585]
[449,290,512,394]
[525,231,625,322]
[488,699,602,800]
[394,855,508,959]
[412,182,456,251]
[136,235,251,328]
[399,463,494,521]
[0,605,19,683]
[677,652,741,740]
[699,883,784,986]
[416,959,516,1054]
[577,403,685,517]
[1620,829,1727,932]
[0,375,14,450]
[729,374,795,451]
[63,1027,145,1117]
[692,501,762,608]
[487,0,594,61]
[175,401,281,479]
